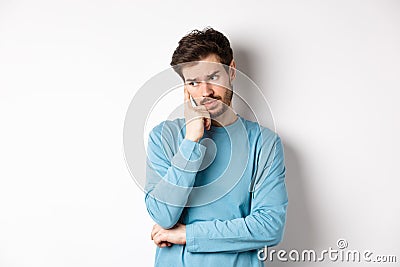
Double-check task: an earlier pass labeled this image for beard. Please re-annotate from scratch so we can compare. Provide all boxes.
[202,88,233,118]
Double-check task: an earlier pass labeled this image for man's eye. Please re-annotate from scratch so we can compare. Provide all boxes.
[210,75,219,80]
[189,81,199,87]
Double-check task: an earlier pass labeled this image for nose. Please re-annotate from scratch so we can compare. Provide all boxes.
[199,81,214,97]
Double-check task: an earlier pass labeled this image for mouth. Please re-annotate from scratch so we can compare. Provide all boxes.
[202,99,218,108]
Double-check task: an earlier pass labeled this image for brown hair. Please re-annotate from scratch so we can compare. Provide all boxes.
[170,27,233,79]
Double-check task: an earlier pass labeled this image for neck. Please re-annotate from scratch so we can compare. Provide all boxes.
[211,109,238,127]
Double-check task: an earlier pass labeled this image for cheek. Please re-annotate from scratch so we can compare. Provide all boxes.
[189,91,203,98]
[185,87,199,97]
[214,78,231,92]
[216,76,231,88]
[214,87,230,98]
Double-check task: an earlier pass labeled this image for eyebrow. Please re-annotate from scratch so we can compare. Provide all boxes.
[185,70,220,82]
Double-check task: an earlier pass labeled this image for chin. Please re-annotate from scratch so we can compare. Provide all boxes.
[209,106,227,119]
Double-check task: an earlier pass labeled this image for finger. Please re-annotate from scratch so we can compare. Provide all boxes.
[151,225,156,240]
[184,87,190,102]
[151,224,161,240]
[154,235,161,246]
[159,243,172,248]
[183,88,193,112]
[205,118,210,131]
[193,104,207,111]
[186,113,209,126]
[187,109,209,122]
[160,241,172,247]
[154,232,165,247]
[205,117,211,130]
[154,240,162,247]
[202,111,211,120]
[151,225,158,239]
[193,106,211,118]
[155,238,166,248]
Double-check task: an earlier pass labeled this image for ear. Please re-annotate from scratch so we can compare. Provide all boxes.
[229,59,236,82]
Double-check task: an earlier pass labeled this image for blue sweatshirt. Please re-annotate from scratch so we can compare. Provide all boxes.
[145,115,288,267]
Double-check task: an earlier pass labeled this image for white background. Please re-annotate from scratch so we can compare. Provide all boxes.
[1,0,399,266]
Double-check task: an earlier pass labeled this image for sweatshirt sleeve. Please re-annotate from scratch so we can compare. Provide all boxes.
[145,123,206,229]
[185,135,288,253]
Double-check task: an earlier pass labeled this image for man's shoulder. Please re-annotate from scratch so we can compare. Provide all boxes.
[238,117,283,162]
[239,116,279,141]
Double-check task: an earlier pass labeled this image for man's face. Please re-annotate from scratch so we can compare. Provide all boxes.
[181,54,235,118]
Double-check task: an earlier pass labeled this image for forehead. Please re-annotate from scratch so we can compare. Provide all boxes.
[181,55,226,80]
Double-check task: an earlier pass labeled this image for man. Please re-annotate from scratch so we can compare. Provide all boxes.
[145,27,288,266]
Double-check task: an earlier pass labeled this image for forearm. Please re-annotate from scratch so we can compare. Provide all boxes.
[145,170,195,229]
[185,205,287,253]
[145,138,206,229]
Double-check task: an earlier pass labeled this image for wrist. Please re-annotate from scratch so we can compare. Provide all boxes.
[185,135,200,143]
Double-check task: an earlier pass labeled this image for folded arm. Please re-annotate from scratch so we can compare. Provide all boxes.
[185,135,288,253]
[152,135,288,252]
